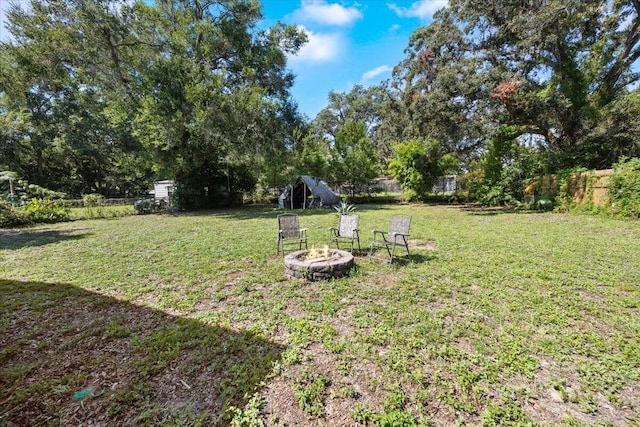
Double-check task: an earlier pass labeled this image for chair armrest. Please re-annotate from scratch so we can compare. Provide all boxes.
[390,232,409,244]
[391,232,409,237]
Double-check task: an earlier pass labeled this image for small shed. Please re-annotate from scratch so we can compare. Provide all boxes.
[154,180,174,202]
[279,176,340,209]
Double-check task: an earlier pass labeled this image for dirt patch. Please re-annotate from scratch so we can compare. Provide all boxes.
[409,239,436,251]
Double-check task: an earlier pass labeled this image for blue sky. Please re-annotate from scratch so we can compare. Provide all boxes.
[260,0,445,118]
[0,0,445,118]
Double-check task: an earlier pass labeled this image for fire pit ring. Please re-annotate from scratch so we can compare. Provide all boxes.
[284,248,354,281]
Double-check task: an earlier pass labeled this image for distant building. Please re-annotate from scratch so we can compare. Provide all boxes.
[153,180,174,203]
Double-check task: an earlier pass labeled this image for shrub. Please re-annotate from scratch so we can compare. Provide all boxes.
[82,193,105,207]
[0,202,31,228]
[608,158,640,218]
[534,198,554,211]
[24,198,70,223]
[334,201,356,215]
[554,168,592,213]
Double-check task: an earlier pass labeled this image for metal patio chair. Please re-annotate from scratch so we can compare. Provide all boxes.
[328,214,361,253]
[277,214,308,255]
[369,215,411,264]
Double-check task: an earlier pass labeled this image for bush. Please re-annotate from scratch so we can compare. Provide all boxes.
[82,193,105,207]
[0,202,31,228]
[24,198,70,223]
[608,158,640,218]
[534,198,554,211]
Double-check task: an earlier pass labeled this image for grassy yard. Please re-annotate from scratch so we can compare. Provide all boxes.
[1,204,639,426]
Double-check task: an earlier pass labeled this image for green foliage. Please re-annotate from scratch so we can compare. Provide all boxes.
[312,84,403,172]
[465,133,547,206]
[82,194,105,207]
[1,0,305,206]
[329,120,378,195]
[553,168,598,213]
[171,162,257,210]
[1,171,66,206]
[80,193,107,218]
[0,196,70,228]
[394,0,640,172]
[372,410,421,427]
[350,402,422,427]
[294,135,329,179]
[608,157,640,218]
[0,201,30,227]
[388,139,458,202]
[294,371,330,417]
[481,400,533,426]
[228,393,265,427]
[333,201,356,215]
[23,198,70,223]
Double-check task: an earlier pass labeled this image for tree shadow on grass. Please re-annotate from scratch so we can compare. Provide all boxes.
[0,279,285,426]
[0,228,92,250]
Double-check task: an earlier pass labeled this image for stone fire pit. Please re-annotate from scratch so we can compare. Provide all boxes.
[284,248,354,281]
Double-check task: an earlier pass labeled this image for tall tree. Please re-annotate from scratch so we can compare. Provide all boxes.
[329,119,378,195]
[388,138,458,202]
[0,0,306,205]
[313,83,408,172]
[125,0,306,208]
[395,0,640,170]
[0,0,157,196]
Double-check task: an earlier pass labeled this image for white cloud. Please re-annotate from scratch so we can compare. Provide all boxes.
[361,65,392,82]
[292,0,363,26]
[388,0,447,20]
[289,26,343,63]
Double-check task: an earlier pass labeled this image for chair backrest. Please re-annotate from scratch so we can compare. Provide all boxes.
[338,214,359,238]
[278,214,300,239]
[389,215,411,242]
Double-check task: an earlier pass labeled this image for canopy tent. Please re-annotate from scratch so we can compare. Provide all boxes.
[279,175,340,209]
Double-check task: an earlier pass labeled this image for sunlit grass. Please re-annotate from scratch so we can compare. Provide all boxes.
[2,204,640,425]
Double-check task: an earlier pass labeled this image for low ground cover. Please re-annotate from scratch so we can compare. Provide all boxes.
[1,204,639,426]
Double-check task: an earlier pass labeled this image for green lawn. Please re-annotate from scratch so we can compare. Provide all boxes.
[1,204,639,426]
